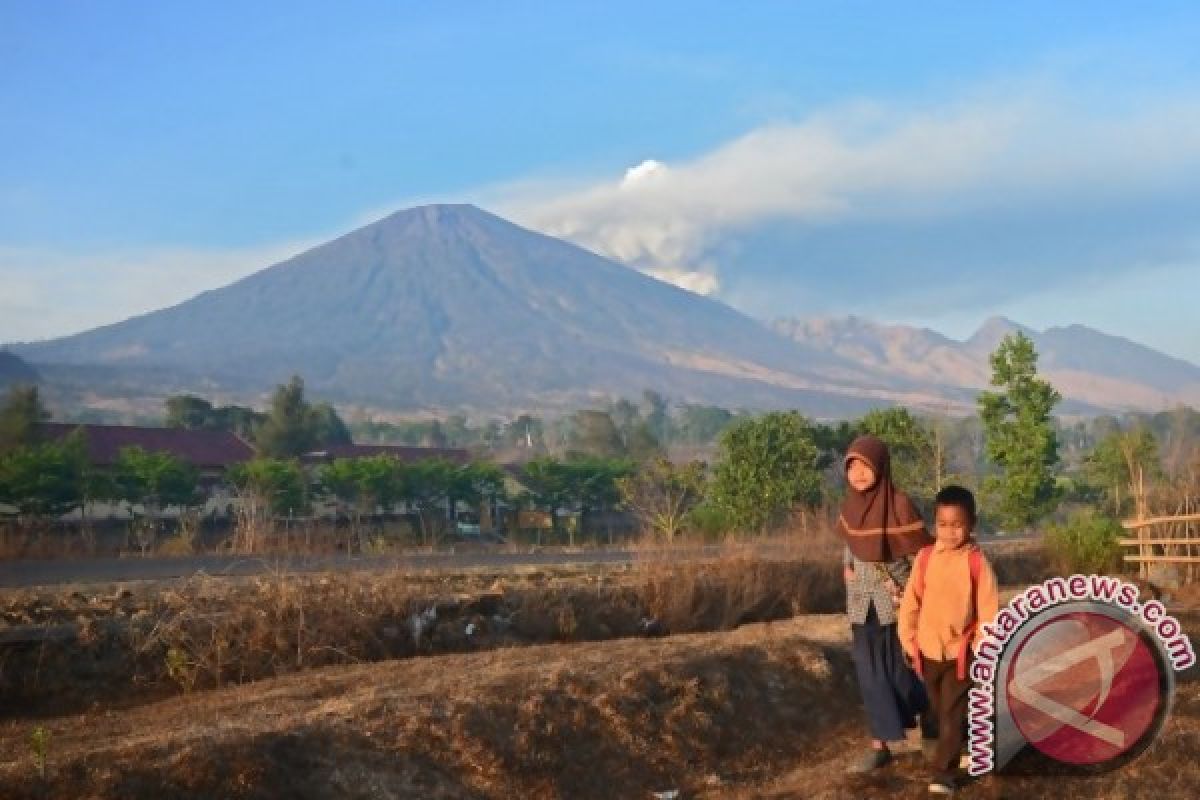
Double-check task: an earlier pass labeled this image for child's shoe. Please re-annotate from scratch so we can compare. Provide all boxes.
[928,773,957,795]
[847,747,892,773]
[918,713,939,761]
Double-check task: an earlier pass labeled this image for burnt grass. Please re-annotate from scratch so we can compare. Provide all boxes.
[1,555,845,716]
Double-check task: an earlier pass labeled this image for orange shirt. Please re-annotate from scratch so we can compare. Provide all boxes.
[897,542,999,661]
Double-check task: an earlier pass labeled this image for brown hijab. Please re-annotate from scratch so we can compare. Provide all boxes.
[838,435,930,562]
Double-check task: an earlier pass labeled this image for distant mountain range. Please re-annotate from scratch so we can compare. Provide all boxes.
[8,204,1198,417]
[771,316,1200,412]
[0,351,38,387]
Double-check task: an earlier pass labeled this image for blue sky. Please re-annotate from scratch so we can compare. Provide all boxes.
[3,1,1200,363]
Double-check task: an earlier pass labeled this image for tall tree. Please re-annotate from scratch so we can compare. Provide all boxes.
[857,408,943,501]
[567,410,625,459]
[978,333,1062,529]
[709,411,823,533]
[310,402,352,446]
[1084,426,1161,518]
[641,390,670,444]
[675,404,736,445]
[253,377,349,456]
[0,385,49,453]
[165,395,215,430]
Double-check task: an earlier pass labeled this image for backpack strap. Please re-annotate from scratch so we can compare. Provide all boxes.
[908,545,935,678]
[912,545,934,599]
[956,546,985,681]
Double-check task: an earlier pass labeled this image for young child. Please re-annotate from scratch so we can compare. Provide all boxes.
[839,435,935,773]
[898,485,999,796]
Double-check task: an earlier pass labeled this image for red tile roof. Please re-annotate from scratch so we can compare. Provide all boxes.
[43,423,255,469]
[304,443,471,465]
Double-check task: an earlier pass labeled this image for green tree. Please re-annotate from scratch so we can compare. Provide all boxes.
[309,402,352,446]
[0,430,87,524]
[1084,426,1161,518]
[0,385,49,453]
[675,404,735,445]
[442,414,474,447]
[978,333,1062,529]
[115,447,201,514]
[166,394,267,439]
[453,461,507,510]
[618,458,706,542]
[857,408,943,501]
[641,390,670,444]
[404,458,458,545]
[319,455,407,549]
[569,456,634,544]
[114,446,200,554]
[255,377,317,458]
[520,457,575,542]
[607,397,663,462]
[567,410,625,459]
[709,411,823,533]
[165,395,215,430]
[254,377,351,457]
[227,458,309,517]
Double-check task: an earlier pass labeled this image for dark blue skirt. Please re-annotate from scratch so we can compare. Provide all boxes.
[850,604,928,741]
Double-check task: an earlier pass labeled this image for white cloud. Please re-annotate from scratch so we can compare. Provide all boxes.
[492,87,1200,298]
[644,267,720,296]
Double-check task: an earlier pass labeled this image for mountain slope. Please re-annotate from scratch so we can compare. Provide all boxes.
[13,206,926,414]
[773,315,1200,411]
[0,351,39,387]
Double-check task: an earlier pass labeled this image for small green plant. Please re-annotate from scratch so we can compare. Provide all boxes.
[1044,509,1122,575]
[29,725,49,779]
[165,646,198,692]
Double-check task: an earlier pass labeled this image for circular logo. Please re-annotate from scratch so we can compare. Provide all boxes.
[1004,609,1170,769]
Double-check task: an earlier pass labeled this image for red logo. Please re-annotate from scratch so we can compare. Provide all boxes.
[1004,611,1164,766]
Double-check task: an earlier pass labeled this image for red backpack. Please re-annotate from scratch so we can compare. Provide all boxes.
[908,544,984,682]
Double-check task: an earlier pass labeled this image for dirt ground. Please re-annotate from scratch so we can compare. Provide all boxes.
[2,608,1198,800]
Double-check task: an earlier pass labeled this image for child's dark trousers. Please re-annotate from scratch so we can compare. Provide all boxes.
[922,656,972,775]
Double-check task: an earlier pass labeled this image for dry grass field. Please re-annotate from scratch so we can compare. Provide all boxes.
[4,542,1193,799]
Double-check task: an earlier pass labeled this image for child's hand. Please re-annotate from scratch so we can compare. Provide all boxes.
[886,578,902,607]
[843,566,855,583]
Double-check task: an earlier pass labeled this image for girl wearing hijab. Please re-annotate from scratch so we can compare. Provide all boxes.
[840,434,935,773]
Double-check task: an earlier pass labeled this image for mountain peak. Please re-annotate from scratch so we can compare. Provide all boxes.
[966,316,1036,351]
[362,203,499,236]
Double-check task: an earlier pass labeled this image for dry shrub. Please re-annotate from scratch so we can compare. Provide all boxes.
[637,551,842,634]
[131,569,421,691]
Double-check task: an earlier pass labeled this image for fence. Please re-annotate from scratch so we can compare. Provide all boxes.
[1120,512,1200,583]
